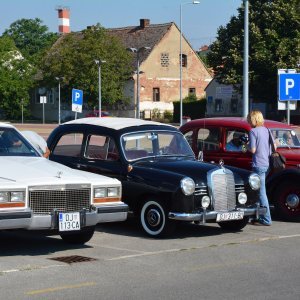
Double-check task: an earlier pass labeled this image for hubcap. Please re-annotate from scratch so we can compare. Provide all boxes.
[147,208,161,227]
[286,194,299,209]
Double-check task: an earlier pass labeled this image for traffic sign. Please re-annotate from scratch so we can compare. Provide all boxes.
[40,96,47,104]
[72,89,83,113]
[279,73,300,101]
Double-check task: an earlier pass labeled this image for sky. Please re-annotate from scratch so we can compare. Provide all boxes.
[0,0,242,50]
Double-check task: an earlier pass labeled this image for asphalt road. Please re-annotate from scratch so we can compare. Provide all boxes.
[0,217,299,300]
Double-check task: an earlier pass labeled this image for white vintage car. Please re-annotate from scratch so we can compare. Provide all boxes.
[0,122,128,244]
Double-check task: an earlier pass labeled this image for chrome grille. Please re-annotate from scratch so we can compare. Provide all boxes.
[194,186,207,196]
[209,169,236,211]
[29,186,91,215]
[235,184,245,193]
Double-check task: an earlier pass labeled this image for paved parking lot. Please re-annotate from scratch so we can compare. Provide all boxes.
[0,218,299,300]
[3,123,298,299]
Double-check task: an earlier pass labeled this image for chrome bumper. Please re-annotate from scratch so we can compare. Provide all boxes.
[0,203,128,231]
[168,206,267,224]
[96,203,128,223]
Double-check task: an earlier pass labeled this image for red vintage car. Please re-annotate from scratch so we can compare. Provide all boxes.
[180,117,300,221]
[85,110,110,118]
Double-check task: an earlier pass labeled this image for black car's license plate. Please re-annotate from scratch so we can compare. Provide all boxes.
[216,211,244,222]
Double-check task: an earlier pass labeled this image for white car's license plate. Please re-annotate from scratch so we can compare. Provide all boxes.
[216,211,244,222]
[59,212,81,231]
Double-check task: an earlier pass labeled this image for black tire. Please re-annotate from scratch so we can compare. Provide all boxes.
[60,226,95,244]
[218,217,249,231]
[274,180,300,221]
[140,199,176,237]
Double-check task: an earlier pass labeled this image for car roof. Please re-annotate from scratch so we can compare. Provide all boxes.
[64,117,175,130]
[182,117,293,130]
[0,122,14,129]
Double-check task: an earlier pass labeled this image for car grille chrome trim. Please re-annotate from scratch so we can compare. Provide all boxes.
[194,184,243,197]
[194,186,207,196]
[235,184,245,193]
[207,168,236,211]
[29,185,91,215]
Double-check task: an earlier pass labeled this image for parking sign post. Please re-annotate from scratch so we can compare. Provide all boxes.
[278,69,300,124]
[72,89,83,120]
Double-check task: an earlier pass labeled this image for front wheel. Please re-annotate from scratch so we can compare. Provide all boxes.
[218,217,249,231]
[60,226,95,244]
[140,199,176,237]
[274,180,300,221]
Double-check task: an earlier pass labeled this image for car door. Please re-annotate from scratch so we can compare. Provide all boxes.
[79,133,127,182]
[195,126,223,163]
[221,127,252,170]
[50,132,85,169]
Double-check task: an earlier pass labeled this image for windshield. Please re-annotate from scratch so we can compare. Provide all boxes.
[0,127,39,156]
[122,130,195,161]
[270,128,300,148]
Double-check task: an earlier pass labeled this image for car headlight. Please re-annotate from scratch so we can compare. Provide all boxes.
[238,192,247,205]
[107,187,119,197]
[249,173,261,190]
[0,192,9,202]
[181,177,195,196]
[10,192,25,202]
[0,191,25,203]
[94,188,106,198]
[201,196,210,208]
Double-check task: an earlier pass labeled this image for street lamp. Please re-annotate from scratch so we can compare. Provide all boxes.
[243,0,249,117]
[127,47,151,119]
[55,77,64,124]
[95,59,106,118]
[180,1,200,126]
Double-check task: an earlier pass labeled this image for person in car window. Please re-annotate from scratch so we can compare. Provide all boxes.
[282,132,293,146]
[247,110,273,226]
[226,132,243,152]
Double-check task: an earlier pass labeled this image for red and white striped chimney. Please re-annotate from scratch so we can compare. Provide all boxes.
[57,7,70,34]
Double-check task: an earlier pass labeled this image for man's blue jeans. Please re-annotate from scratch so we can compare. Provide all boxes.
[253,166,272,225]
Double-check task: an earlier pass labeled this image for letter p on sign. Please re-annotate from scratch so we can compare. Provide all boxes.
[286,79,294,95]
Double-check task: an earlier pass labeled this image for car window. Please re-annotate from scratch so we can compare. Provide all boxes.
[270,129,300,148]
[52,133,83,157]
[0,127,39,157]
[183,130,193,148]
[197,127,220,151]
[85,135,119,161]
[122,131,194,160]
[225,130,247,152]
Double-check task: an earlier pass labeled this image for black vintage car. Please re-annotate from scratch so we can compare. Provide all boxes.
[47,117,265,237]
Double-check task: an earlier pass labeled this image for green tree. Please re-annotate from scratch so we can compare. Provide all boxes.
[2,18,58,62]
[207,0,300,106]
[40,24,132,109]
[0,36,34,119]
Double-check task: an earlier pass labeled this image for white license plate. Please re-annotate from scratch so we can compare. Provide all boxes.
[59,212,81,232]
[216,211,244,222]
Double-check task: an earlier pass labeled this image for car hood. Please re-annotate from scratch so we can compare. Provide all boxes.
[0,157,119,186]
[134,158,244,183]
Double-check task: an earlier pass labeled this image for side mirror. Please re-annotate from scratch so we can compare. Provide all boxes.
[198,150,203,161]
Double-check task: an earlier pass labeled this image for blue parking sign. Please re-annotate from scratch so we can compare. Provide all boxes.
[279,73,300,101]
[72,89,83,113]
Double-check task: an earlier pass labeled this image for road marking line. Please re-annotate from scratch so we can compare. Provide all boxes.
[89,243,147,254]
[106,234,300,261]
[1,264,66,274]
[26,282,96,295]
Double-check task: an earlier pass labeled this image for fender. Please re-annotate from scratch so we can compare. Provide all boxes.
[267,168,300,197]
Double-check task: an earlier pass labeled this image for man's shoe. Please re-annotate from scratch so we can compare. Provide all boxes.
[250,220,271,226]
